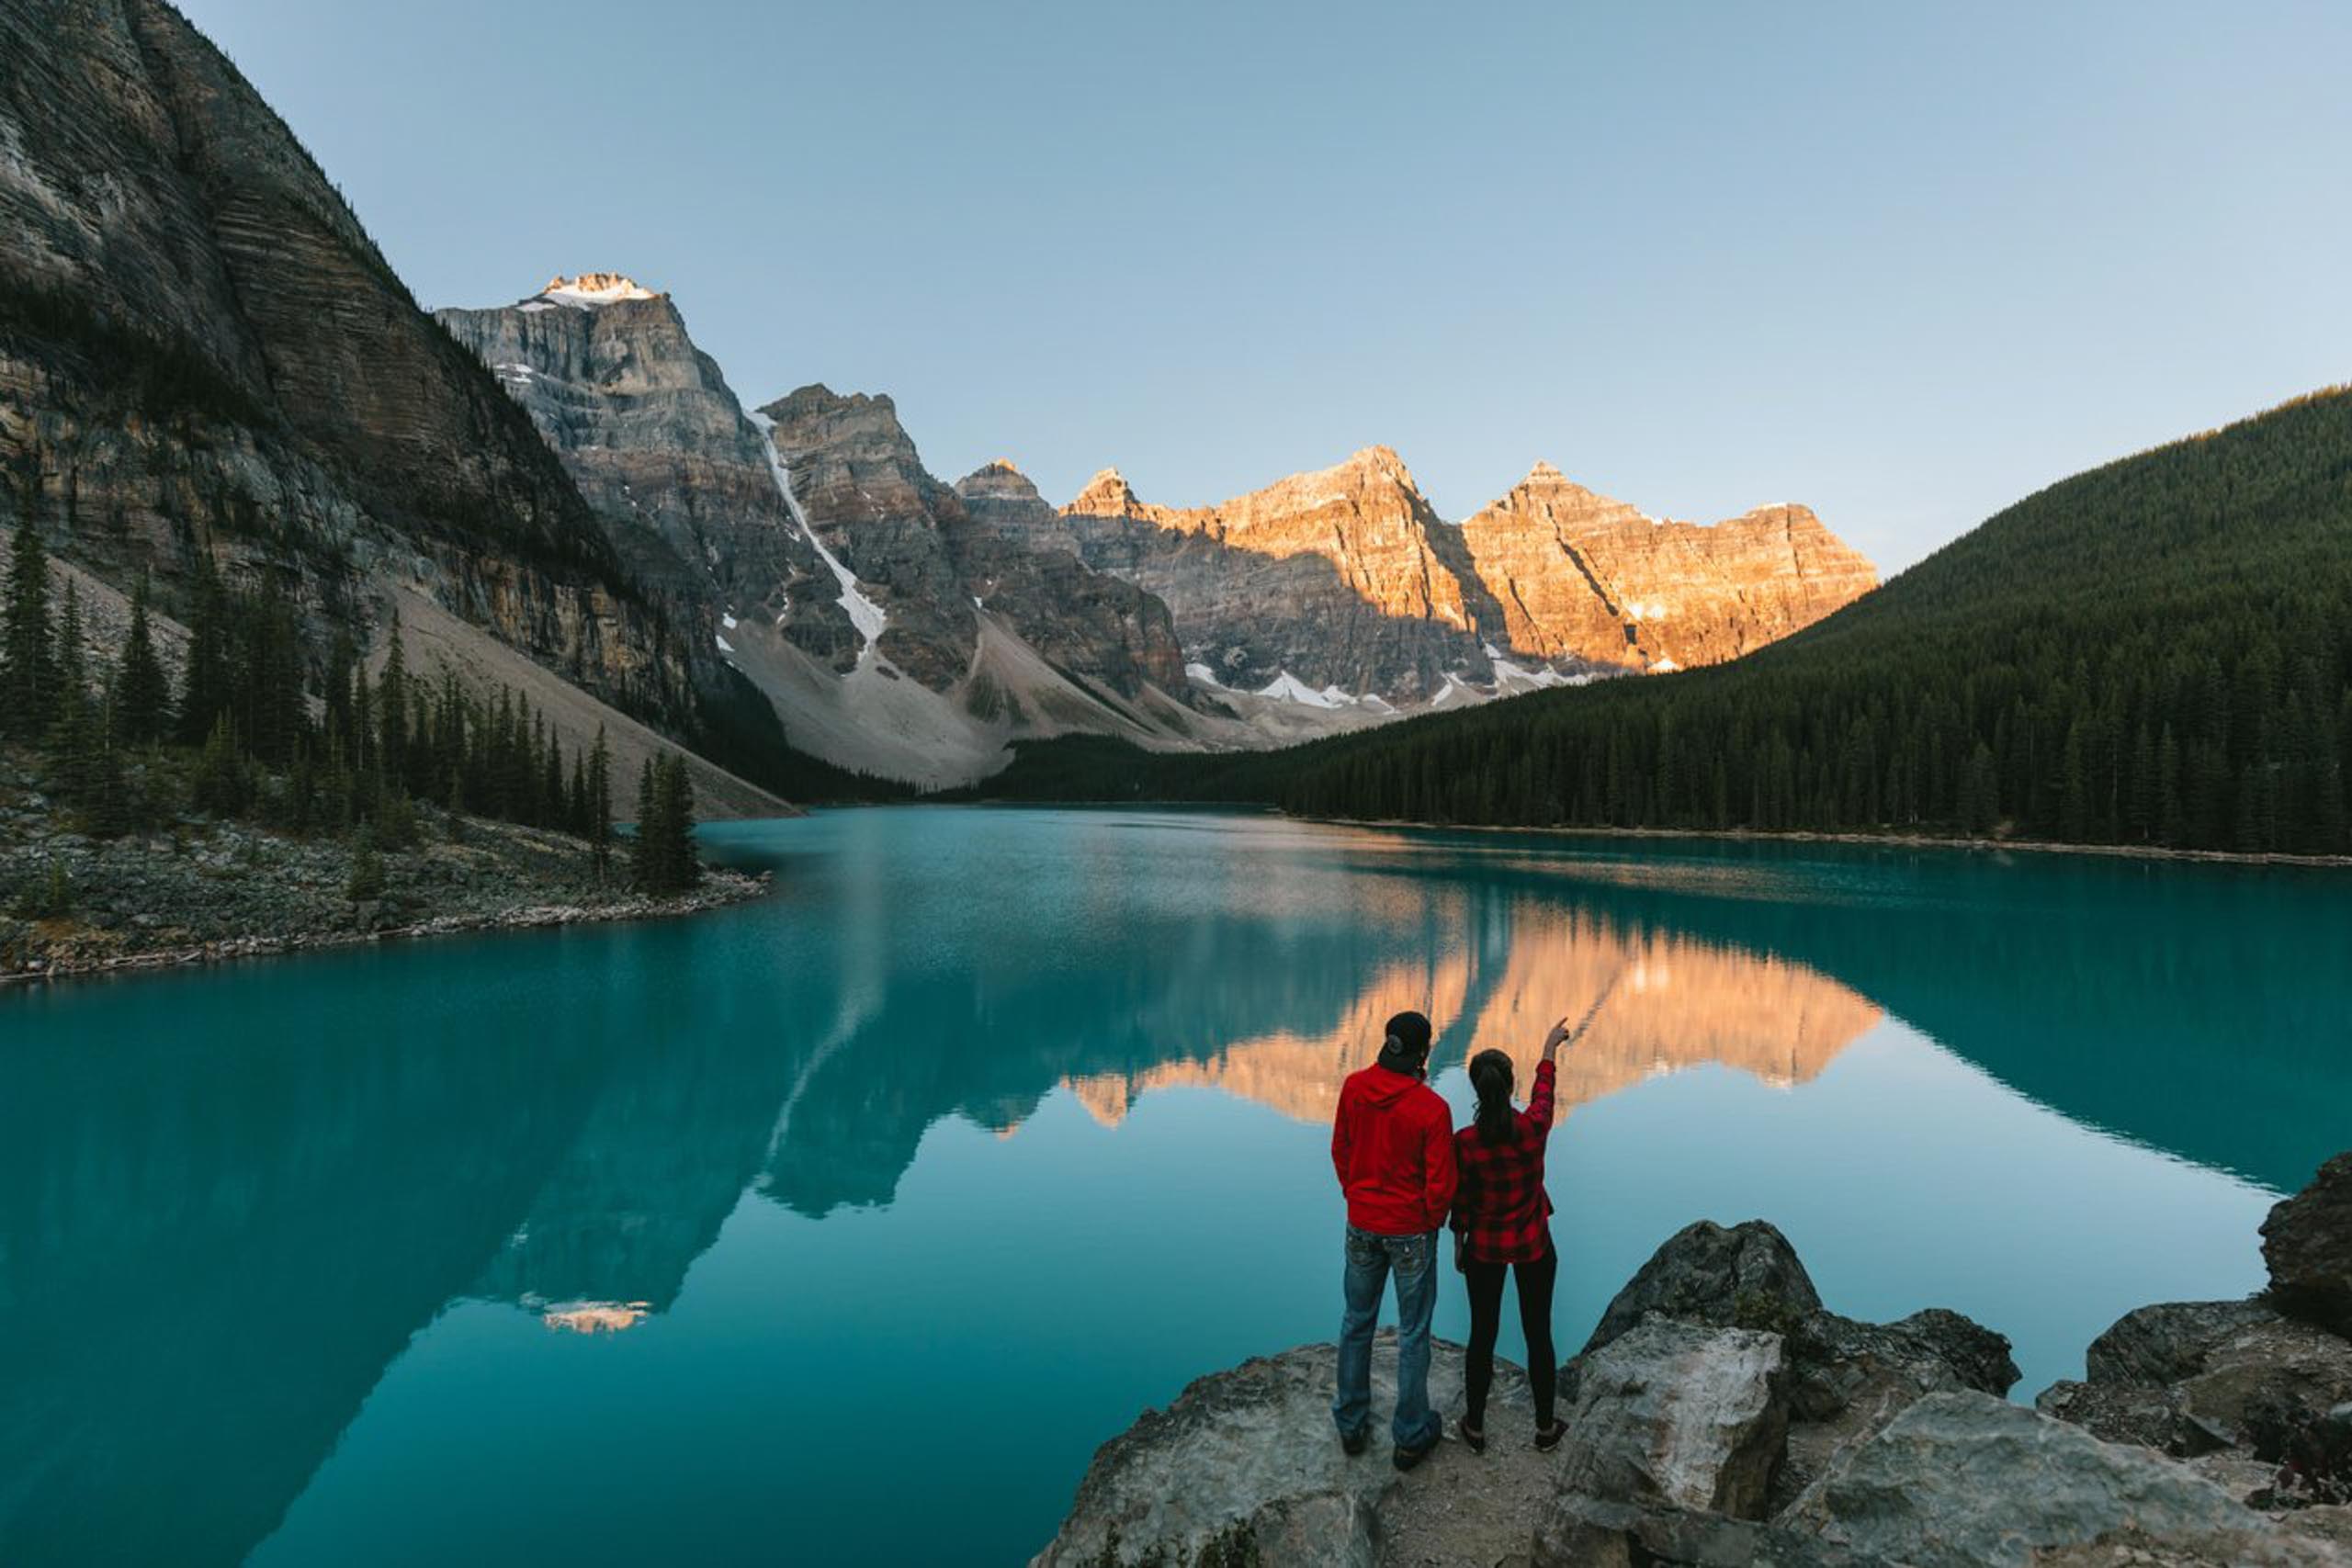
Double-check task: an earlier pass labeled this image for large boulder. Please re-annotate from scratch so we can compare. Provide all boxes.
[1556,1318,1791,1518]
[1577,1216,2018,1513]
[1532,1495,1862,1567]
[2088,1299,2283,1385]
[1773,1306,2023,1511]
[1786,1391,2346,1566]
[2267,1154,2352,1338]
[1581,1219,1824,1355]
[2039,1297,2352,1465]
[1031,1335,1557,1568]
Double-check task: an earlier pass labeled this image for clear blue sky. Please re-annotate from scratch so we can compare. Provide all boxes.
[181,0,2350,571]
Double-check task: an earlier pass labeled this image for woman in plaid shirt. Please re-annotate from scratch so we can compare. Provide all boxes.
[1451,1015,1576,1452]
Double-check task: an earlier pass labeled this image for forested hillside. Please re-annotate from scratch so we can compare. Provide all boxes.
[968,387,2352,856]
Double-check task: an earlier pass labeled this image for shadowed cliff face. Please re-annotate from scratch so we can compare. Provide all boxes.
[757,384,981,690]
[757,388,1196,709]
[951,461,1210,703]
[0,0,722,735]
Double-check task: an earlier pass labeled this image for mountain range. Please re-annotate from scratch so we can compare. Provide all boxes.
[1,0,1875,802]
[434,273,1876,785]
[972,383,2352,862]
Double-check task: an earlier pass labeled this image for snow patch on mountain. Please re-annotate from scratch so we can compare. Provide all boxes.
[747,411,888,657]
[1256,671,1347,708]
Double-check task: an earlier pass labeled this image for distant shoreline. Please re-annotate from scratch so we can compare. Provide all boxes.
[1,868,770,992]
[1308,816,2352,869]
[935,796,2352,868]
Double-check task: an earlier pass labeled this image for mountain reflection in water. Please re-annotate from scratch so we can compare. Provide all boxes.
[1072,910,1882,1126]
[2,807,2346,1567]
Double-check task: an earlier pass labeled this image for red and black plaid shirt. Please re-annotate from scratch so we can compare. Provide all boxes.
[1450,1058,1556,1265]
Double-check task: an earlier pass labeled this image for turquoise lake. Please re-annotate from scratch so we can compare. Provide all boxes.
[4,807,2348,1565]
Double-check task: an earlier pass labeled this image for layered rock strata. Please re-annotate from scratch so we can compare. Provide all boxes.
[434,279,856,671]
[971,447,1879,705]
[1459,465,1880,672]
[1048,447,1500,702]
[0,2,718,739]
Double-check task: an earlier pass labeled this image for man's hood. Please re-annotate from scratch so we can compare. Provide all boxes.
[1357,1061,1425,1105]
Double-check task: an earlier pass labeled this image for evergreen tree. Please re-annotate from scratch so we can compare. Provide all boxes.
[345,831,387,902]
[45,584,126,832]
[51,578,85,711]
[191,715,250,817]
[112,574,171,745]
[632,756,660,890]
[587,727,614,875]
[663,754,700,891]
[175,548,233,745]
[378,608,408,790]
[638,753,701,896]
[1,515,54,740]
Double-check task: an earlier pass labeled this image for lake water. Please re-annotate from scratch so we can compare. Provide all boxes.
[5,807,2347,1565]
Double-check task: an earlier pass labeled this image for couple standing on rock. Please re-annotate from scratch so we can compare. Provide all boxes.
[1330,1003,1593,1470]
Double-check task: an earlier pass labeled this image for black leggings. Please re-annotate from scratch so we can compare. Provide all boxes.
[1464,1236,1557,1428]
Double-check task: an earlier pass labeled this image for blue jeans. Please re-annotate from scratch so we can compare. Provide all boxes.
[1331,1224,1442,1450]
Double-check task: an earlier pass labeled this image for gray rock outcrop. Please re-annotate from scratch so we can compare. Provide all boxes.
[2267,1153,2352,1337]
[1035,1174,2352,1567]
[1570,1218,2020,1513]
[1578,1218,1825,1354]
[1788,1391,2341,1567]
[1556,1318,1790,1517]
[2031,1157,2352,1519]
[1030,1335,1555,1568]
[2039,1298,2352,1463]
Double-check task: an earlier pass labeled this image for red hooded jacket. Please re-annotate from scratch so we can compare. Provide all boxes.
[1331,1061,1458,1235]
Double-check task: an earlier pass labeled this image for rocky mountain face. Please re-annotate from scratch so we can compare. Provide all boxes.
[434,277,857,674]
[974,449,1881,704]
[431,289,1208,785]
[1460,463,1882,672]
[0,0,734,752]
[755,385,980,690]
[950,461,1195,700]
[1047,446,1503,702]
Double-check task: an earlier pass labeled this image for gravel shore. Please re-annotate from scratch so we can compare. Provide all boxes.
[0,765,768,988]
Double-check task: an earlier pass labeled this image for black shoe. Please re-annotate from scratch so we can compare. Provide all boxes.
[1340,1427,1369,1457]
[1393,1436,1437,1472]
[1535,1418,1567,1452]
[1459,1418,1487,1455]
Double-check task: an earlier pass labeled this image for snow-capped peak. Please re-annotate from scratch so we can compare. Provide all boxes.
[536,273,659,308]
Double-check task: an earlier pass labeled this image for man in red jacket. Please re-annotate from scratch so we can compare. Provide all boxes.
[1329,1009,1457,1470]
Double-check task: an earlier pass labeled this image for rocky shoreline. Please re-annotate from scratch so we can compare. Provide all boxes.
[1037,1155,2352,1566]
[0,875,766,989]
[1,769,769,988]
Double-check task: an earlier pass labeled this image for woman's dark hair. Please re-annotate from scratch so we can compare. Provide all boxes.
[1469,1049,1516,1145]
[1379,1010,1433,1075]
